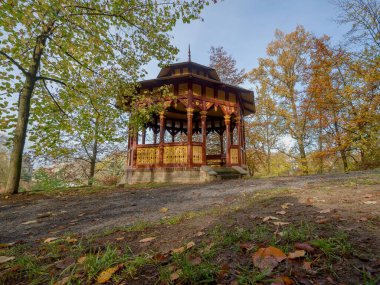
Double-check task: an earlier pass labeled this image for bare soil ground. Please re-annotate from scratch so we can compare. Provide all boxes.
[0,170,379,284]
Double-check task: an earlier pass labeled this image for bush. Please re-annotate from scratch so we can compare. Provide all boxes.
[31,169,67,191]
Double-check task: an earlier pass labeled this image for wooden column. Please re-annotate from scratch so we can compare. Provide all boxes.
[131,132,137,167]
[200,111,207,164]
[187,108,194,167]
[224,115,231,166]
[159,112,165,167]
[236,116,241,165]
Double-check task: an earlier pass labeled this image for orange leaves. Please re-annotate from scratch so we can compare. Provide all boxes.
[252,246,287,272]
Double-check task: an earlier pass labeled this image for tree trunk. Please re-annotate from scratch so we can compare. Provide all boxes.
[298,138,309,175]
[4,28,51,194]
[88,116,99,186]
[318,114,323,174]
[332,113,348,172]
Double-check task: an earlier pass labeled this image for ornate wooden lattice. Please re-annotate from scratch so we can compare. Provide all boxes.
[137,147,159,165]
[192,146,203,164]
[164,146,187,164]
[230,148,239,164]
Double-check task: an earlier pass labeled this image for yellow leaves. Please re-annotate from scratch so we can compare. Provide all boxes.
[160,207,169,213]
[97,264,124,284]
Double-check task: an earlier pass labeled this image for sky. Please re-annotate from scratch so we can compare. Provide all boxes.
[145,0,350,87]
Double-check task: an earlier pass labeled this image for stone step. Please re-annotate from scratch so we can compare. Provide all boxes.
[212,167,243,180]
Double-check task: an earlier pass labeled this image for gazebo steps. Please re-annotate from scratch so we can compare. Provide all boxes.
[212,167,243,180]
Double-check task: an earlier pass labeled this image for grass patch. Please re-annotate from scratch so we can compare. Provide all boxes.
[84,244,129,280]
[311,231,351,261]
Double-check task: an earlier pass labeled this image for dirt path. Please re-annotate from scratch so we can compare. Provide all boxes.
[0,170,378,244]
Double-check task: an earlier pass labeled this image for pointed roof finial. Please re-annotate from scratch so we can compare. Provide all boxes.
[188,44,191,62]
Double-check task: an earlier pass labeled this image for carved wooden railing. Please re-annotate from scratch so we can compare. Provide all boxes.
[134,142,203,167]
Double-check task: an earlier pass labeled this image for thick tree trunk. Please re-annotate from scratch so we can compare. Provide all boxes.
[298,139,309,175]
[3,76,35,194]
[3,29,51,194]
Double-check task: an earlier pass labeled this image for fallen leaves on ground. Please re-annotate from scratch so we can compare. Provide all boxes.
[188,255,202,265]
[153,253,168,262]
[263,216,279,222]
[363,201,377,204]
[65,237,77,243]
[273,221,290,226]
[316,218,329,224]
[139,237,156,243]
[186,241,195,249]
[239,242,254,252]
[294,242,315,253]
[172,246,186,254]
[288,250,306,259]
[319,209,331,214]
[54,276,70,285]
[276,210,286,215]
[271,276,294,285]
[21,220,37,225]
[77,256,87,264]
[0,242,15,248]
[170,269,182,281]
[160,207,169,213]
[44,237,59,243]
[196,231,205,236]
[252,246,287,272]
[303,261,312,271]
[97,264,124,283]
[0,256,15,264]
[281,203,294,209]
[219,263,230,278]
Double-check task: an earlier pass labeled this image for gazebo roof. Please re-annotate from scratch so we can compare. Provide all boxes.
[138,61,255,116]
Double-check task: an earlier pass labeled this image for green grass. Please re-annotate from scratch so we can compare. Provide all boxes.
[84,244,128,281]
[236,266,269,284]
[164,252,219,284]
[311,231,351,261]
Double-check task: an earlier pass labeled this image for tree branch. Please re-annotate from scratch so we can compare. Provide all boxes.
[0,51,29,76]
[37,76,67,86]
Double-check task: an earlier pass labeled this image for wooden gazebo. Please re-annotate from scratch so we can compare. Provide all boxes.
[120,59,255,185]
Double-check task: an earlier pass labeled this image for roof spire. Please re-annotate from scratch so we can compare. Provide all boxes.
[188,44,191,62]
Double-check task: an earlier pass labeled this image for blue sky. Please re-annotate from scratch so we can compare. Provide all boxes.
[145,0,350,83]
